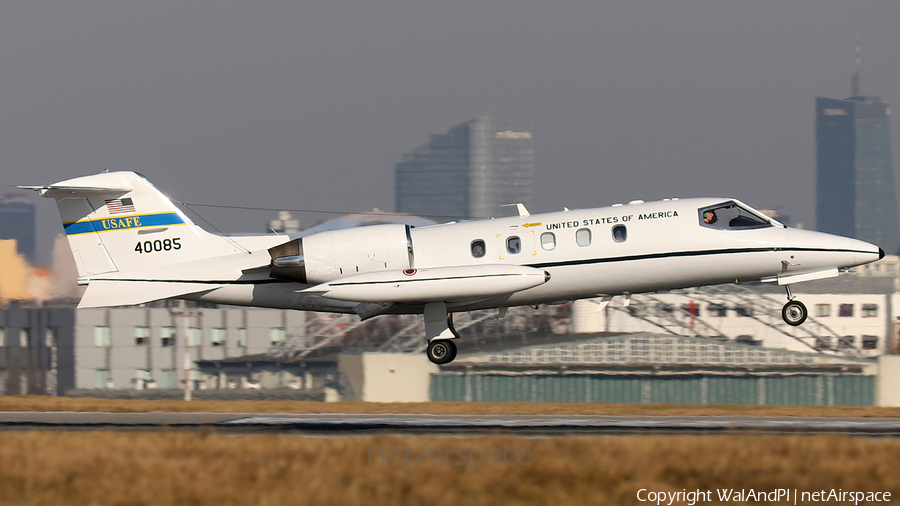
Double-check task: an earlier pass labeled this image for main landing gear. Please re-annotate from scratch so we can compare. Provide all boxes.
[781,284,807,326]
[424,301,460,365]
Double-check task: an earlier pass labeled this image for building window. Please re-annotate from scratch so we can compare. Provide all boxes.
[270,327,286,345]
[862,335,878,350]
[237,328,247,347]
[815,304,830,318]
[540,232,556,251]
[862,304,878,318]
[0,327,5,346]
[612,225,627,243]
[94,326,110,347]
[20,328,30,348]
[506,236,521,254]
[45,329,57,347]
[161,326,176,347]
[681,304,700,317]
[734,305,753,317]
[95,369,111,389]
[575,228,591,247]
[159,369,177,389]
[187,327,202,347]
[707,303,727,317]
[470,239,486,258]
[838,336,855,349]
[838,304,853,317]
[134,327,150,345]
[212,328,226,347]
[134,369,152,389]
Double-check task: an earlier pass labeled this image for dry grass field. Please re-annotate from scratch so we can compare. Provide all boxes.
[0,431,897,505]
[1,396,900,417]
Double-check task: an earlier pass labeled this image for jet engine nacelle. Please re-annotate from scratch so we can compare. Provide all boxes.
[268,224,413,285]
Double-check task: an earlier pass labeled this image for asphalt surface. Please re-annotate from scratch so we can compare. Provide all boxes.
[1,412,899,435]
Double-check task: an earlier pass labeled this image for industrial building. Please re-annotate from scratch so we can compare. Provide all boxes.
[395,117,534,219]
[429,333,878,406]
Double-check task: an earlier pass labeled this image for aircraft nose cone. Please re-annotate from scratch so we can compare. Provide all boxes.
[880,247,886,260]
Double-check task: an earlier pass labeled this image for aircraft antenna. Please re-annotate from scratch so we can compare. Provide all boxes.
[171,198,252,254]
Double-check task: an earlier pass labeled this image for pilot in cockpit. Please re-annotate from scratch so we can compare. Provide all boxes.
[702,210,717,224]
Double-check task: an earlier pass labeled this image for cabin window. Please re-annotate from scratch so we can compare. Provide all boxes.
[612,225,627,243]
[471,239,486,258]
[540,232,556,250]
[699,201,771,230]
[575,228,591,247]
[506,236,522,254]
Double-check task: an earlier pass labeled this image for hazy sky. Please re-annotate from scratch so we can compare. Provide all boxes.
[3,1,900,264]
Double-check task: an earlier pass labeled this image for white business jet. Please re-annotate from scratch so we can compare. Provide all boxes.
[23,171,883,364]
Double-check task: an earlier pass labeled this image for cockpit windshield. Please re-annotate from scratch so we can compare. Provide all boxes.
[699,201,771,230]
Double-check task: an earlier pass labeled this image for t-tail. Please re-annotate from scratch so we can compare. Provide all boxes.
[21,171,275,308]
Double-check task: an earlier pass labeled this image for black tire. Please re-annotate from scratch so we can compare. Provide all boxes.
[427,340,457,365]
[782,300,807,326]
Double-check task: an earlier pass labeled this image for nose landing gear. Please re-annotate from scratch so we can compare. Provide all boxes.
[781,284,807,326]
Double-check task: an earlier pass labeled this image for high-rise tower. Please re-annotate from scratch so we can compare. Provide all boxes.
[0,193,36,263]
[816,46,899,254]
[395,117,533,219]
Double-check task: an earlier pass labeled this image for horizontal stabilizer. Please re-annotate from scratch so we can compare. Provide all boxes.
[77,280,221,308]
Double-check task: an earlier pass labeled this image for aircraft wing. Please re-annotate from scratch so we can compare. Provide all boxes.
[301,264,550,304]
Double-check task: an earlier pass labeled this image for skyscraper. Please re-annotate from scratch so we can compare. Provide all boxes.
[0,193,36,264]
[395,117,533,219]
[816,47,899,254]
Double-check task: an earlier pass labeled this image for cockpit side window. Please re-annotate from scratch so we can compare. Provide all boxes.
[699,202,771,230]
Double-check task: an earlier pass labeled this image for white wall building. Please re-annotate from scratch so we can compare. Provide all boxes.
[573,277,897,358]
[74,307,306,390]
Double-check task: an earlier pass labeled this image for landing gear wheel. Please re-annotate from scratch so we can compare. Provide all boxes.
[782,300,807,326]
[427,339,457,365]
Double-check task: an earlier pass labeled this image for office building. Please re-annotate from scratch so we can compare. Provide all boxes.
[816,50,900,254]
[0,193,36,264]
[395,117,533,219]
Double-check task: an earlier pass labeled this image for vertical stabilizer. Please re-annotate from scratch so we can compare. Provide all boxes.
[22,171,238,279]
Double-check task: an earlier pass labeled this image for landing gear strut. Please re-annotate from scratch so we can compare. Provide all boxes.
[781,284,807,326]
[424,301,461,365]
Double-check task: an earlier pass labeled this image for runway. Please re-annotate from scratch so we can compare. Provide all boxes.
[1,412,900,435]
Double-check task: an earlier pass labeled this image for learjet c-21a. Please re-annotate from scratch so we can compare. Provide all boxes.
[22,171,883,364]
